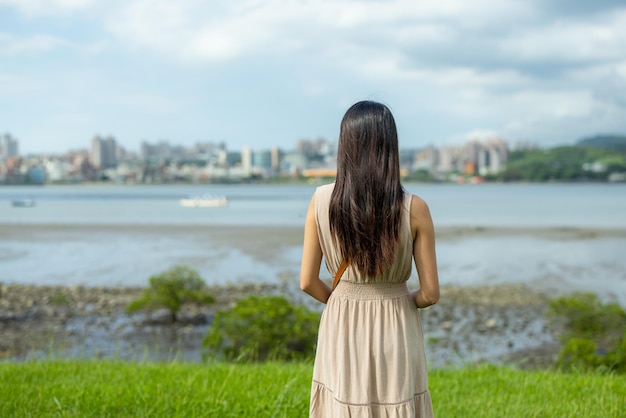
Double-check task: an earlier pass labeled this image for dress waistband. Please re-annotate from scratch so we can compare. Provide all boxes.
[332,281,410,300]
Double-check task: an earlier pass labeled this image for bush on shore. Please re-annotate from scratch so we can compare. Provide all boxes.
[203,295,320,362]
[547,292,626,373]
[126,265,215,323]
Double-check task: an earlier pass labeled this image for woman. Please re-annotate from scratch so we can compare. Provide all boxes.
[300,100,440,417]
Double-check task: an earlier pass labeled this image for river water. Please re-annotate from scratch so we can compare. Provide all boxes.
[1,183,625,305]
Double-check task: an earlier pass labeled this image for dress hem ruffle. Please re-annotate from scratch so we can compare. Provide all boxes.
[310,380,434,418]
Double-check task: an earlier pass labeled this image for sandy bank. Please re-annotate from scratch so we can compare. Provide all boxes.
[4,222,626,242]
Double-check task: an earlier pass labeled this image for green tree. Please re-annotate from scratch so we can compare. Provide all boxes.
[546,292,626,373]
[126,265,215,323]
[203,295,320,362]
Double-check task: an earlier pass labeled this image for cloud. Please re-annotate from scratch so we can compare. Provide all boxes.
[0,32,70,55]
[499,10,626,66]
[9,1,622,78]
[108,92,182,115]
[0,71,49,98]
[100,0,533,64]
[592,70,626,108]
[0,0,93,16]
[532,0,626,17]
[103,1,197,54]
[103,0,312,62]
[1,0,625,152]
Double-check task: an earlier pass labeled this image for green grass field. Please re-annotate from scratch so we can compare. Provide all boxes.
[1,361,624,417]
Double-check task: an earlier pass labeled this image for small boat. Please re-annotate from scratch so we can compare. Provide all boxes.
[11,198,36,208]
[179,195,228,208]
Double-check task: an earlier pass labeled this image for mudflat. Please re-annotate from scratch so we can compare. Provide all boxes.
[3,222,622,366]
[0,281,559,368]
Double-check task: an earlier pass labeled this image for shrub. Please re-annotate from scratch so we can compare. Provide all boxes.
[126,265,215,322]
[556,338,599,372]
[546,292,626,373]
[604,334,626,374]
[548,292,625,340]
[203,295,320,362]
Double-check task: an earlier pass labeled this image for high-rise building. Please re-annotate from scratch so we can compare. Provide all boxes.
[253,149,273,176]
[437,146,461,173]
[1,134,19,157]
[413,146,439,172]
[478,138,508,175]
[270,147,282,174]
[91,135,118,169]
[241,146,252,175]
[462,141,482,174]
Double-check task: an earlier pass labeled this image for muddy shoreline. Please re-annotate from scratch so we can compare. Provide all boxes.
[0,282,560,368]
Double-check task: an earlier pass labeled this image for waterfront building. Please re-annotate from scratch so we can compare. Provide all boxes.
[437,146,462,174]
[271,147,281,175]
[462,141,482,175]
[252,149,272,177]
[141,140,175,161]
[280,151,308,176]
[91,136,118,169]
[413,146,439,172]
[241,146,252,176]
[27,165,46,184]
[1,133,19,157]
[478,138,508,175]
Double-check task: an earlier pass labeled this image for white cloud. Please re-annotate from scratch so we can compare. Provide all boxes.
[1,0,625,152]
[108,92,182,115]
[499,9,626,64]
[98,0,534,64]
[0,0,94,16]
[592,71,626,108]
[104,0,197,52]
[0,32,69,55]
[500,89,609,140]
[0,72,49,98]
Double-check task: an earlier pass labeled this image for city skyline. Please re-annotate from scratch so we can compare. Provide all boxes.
[2,130,513,158]
[1,1,626,155]
[1,132,510,185]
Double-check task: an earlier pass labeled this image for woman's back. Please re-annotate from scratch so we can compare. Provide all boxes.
[315,183,413,284]
[300,100,438,417]
[309,184,434,417]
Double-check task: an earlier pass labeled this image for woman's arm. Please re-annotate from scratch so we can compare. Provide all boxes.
[300,194,332,303]
[410,195,440,308]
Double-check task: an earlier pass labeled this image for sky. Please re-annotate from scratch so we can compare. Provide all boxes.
[1,0,626,155]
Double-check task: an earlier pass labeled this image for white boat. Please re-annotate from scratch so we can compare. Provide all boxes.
[11,199,36,208]
[179,195,228,208]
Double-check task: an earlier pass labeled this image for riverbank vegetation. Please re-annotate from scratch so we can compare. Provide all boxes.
[491,135,626,182]
[0,361,624,417]
[126,265,215,323]
[547,292,626,373]
[2,267,625,416]
[203,295,320,362]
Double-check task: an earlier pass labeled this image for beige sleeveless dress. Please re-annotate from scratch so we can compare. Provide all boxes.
[310,183,434,418]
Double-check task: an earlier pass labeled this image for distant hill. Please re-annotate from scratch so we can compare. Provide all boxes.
[576,135,626,151]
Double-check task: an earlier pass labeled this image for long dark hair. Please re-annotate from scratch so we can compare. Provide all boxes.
[329,100,404,277]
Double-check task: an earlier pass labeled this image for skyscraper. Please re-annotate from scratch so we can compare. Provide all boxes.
[1,134,18,157]
[91,136,118,169]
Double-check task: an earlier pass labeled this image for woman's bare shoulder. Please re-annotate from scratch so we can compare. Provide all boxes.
[317,182,335,192]
[409,194,433,235]
[410,194,431,216]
